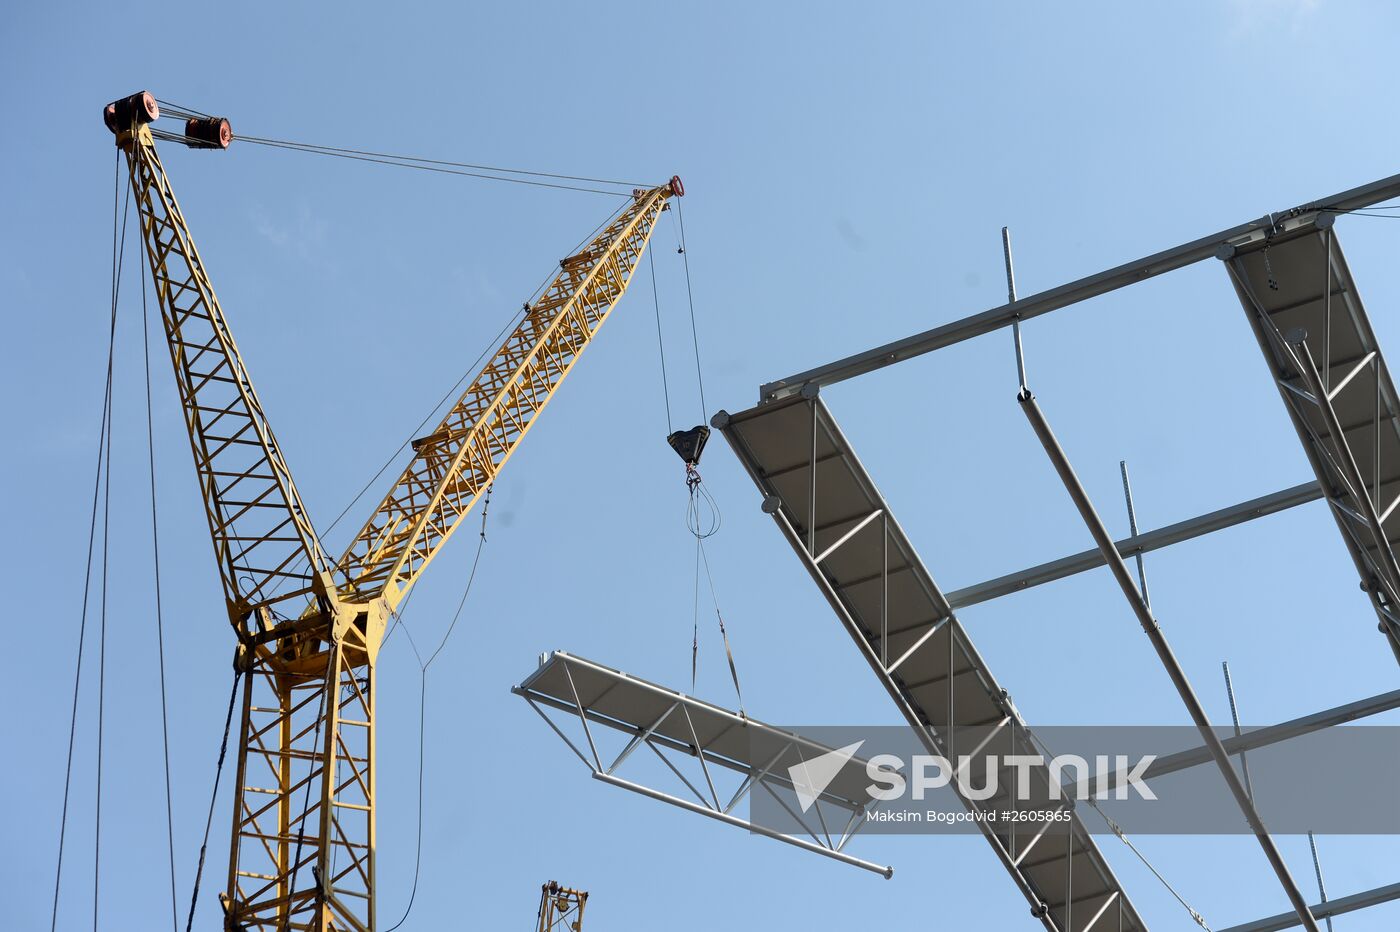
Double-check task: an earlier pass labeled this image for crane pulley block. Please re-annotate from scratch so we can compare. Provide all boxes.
[636,175,684,202]
[667,424,710,467]
[185,116,232,149]
[102,90,158,133]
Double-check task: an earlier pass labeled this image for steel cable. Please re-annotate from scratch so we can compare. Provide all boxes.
[675,198,707,421]
[92,158,133,932]
[384,487,492,932]
[649,245,674,434]
[139,201,182,932]
[51,151,125,932]
[233,132,648,188]
[185,671,243,932]
[233,134,635,197]
[1021,727,1211,929]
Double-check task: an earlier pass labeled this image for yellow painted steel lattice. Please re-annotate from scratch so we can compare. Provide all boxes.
[113,92,676,931]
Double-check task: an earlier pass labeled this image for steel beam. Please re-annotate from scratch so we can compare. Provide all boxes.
[589,772,893,878]
[1217,882,1400,932]
[947,482,1322,609]
[759,172,1400,402]
[1085,687,1400,796]
[1019,389,1321,932]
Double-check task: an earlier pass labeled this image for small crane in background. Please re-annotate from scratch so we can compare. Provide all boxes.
[536,881,587,932]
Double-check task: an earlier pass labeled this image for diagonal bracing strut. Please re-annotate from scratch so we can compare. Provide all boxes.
[1018,388,1321,932]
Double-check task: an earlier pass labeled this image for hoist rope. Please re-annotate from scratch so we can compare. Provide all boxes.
[94,383,110,932]
[51,151,125,932]
[643,207,736,710]
[685,471,721,540]
[92,160,134,932]
[185,671,243,932]
[233,134,637,197]
[691,542,700,693]
[140,216,181,932]
[675,198,707,421]
[691,536,745,714]
[384,487,493,932]
[649,246,674,434]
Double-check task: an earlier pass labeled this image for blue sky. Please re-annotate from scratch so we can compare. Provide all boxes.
[5,1,1400,928]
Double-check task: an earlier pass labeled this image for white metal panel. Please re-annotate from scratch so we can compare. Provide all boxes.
[717,394,1148,931]
[1225,224,1400,661]
[515,650,894,877]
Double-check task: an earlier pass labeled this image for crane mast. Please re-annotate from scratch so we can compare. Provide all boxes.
[107,91,680,931]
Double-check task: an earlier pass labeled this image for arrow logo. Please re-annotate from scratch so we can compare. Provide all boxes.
[787,741,865,812]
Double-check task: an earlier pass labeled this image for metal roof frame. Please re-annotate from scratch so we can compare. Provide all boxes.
[717,172,1400,930]
[758,172,1400,403]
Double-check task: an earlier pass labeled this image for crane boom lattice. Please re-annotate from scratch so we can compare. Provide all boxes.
[338,184,678,609]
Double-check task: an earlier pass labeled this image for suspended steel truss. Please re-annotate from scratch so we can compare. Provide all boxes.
[515,651,894,878]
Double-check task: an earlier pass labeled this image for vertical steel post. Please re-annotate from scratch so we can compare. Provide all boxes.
[1119,461,1151,609]
[314,646,343,926]
[948,627,955,765]
[1018,389,1321,932]
[276,674,292,918]
[809,394,818,554]
[1066,829,1074,930]
[1222,661,1255,801]
[366,660,378,931]
[1374,357,1382,509]
[1323,226,1333,393]
[1004,226,1028,391]
[881,513,889,668]
[1308,831,1334,932]
[225,669,254,926]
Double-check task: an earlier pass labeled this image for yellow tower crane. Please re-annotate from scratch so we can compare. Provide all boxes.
[105,90,682,931]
